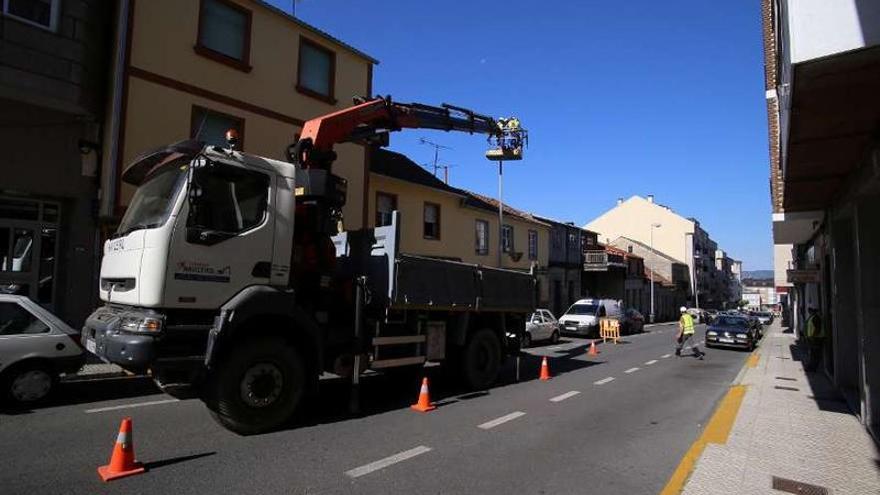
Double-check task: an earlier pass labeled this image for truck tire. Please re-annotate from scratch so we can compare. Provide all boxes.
[205,337,306,435]
[460,329,502,391]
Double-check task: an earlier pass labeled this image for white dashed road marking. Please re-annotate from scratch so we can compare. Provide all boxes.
[345,446,432,478]
[624,367,640,374]
[645,360,658,365]
[478,411,526,430]
[549,391,580,402]
[594,377,615,385]
[661,354,672,358]
[85,398,179,413]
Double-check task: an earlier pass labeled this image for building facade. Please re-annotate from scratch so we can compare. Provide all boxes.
[585,194,738,309]
[534,216,583,317]
[763,0,880,441]
[0,1,113,325]
[368,148,551,303]
[610,236,691,319]
[102,0,376,229]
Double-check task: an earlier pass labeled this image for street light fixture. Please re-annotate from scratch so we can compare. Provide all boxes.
[649,223,661,323]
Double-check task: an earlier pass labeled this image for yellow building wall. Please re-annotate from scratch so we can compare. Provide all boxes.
[118,0,372,228]
[368,173,550,272]
[129,0,370,119]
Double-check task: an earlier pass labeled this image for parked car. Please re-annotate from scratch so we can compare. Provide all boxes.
[621,308,645,334]
[705,315,758,351]
[522,309,560,347]
[755,311,774,325]
[0,295,84,406]
[559,298,622,337]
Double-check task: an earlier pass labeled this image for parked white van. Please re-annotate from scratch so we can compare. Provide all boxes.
[559,298,622,337]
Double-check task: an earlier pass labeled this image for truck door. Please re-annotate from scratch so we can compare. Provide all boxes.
[164,163,274,309]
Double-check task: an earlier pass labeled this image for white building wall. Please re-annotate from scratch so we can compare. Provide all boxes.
[774,243,794,289]
[788,0,880,63]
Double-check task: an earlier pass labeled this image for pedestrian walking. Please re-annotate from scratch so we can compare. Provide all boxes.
[803,307,824,372]
[675,307,703,359]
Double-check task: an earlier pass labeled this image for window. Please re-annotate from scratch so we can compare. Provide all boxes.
[528,230,538,260]
[196,0,252,71]
[375,192,397,227]
[552,230,563,249]
[188,165,269,234]
[297,37,336,103]
[423,203,440,240]
[0,303,49,335]
[502,225,513,253]
[475,219,489,255]
[3,0,60,31]
[191,106,245,149]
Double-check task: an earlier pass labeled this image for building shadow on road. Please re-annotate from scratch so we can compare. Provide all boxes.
[289,346,606,432]
[0,376,161,415]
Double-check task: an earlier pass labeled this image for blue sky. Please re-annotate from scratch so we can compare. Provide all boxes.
[270,0,771,270]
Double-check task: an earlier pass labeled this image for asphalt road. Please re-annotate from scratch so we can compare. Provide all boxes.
[0,322,752,494]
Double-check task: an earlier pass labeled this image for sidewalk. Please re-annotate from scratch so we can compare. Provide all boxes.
[680,323,880,494]
[61,362,130,381]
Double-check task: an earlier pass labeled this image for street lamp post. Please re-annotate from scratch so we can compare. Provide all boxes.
[649,223,661,323]
[497,160,504,268]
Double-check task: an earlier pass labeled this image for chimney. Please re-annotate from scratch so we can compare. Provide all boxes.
[647,194,654,204]
[616,197,623,206]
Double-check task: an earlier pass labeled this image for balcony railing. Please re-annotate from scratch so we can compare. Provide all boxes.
[583,250,626,272]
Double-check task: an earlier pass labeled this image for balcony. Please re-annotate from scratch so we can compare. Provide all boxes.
[583,249,626,272]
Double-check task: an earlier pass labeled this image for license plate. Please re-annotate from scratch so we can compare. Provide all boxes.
[719,337,735,343]
[85,338,97,354]
[566,327,577,331]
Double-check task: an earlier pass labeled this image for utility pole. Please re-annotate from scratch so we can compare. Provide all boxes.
[649,223,661,323]
[497,160,504,268]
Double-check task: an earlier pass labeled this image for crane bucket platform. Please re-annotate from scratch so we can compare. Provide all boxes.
[485,116,527,161]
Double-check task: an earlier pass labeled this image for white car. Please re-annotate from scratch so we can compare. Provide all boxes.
[523,309,560,347]
[0,295,84,406]
[558,298,622,337]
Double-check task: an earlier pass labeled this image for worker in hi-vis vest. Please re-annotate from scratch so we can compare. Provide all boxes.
[804,307,824,372]
[675,307,704,359]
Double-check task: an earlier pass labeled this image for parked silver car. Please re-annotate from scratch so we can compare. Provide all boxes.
[523,309,560,347]
[0,295,84,406]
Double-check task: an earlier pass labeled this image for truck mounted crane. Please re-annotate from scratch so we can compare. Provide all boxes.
[82,96,531,434]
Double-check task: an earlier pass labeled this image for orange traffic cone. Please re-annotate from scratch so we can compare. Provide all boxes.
[539,356,552,381]
[411,377,436,412]
[97,417,145,482]
[588,341,600,356]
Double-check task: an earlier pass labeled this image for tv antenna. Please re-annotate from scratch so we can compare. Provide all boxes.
[419,138,452,180]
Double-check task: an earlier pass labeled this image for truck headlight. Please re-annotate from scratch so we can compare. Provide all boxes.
[120,315,164,333]
[707,331,717,336]
[736,333,748,338]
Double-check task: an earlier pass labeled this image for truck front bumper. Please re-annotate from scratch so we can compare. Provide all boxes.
[81,306,159,372]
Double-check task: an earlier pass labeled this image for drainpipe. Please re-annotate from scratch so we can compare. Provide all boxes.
[101,0,131,219]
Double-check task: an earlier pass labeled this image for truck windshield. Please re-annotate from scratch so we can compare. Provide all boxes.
[567,304,599,315]
[116,161,188,237]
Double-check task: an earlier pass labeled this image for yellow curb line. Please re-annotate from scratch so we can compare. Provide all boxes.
[746,351,760,368]
[659,358,753,495]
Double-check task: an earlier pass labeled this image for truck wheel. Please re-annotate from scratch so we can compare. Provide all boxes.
[460,329,502,390]
[206,337,306,435]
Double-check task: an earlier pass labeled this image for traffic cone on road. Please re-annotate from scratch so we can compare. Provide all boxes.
[588,340,600,356]
[411,377,436,412]
[539,356,552,381]
[97,417,145,482]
